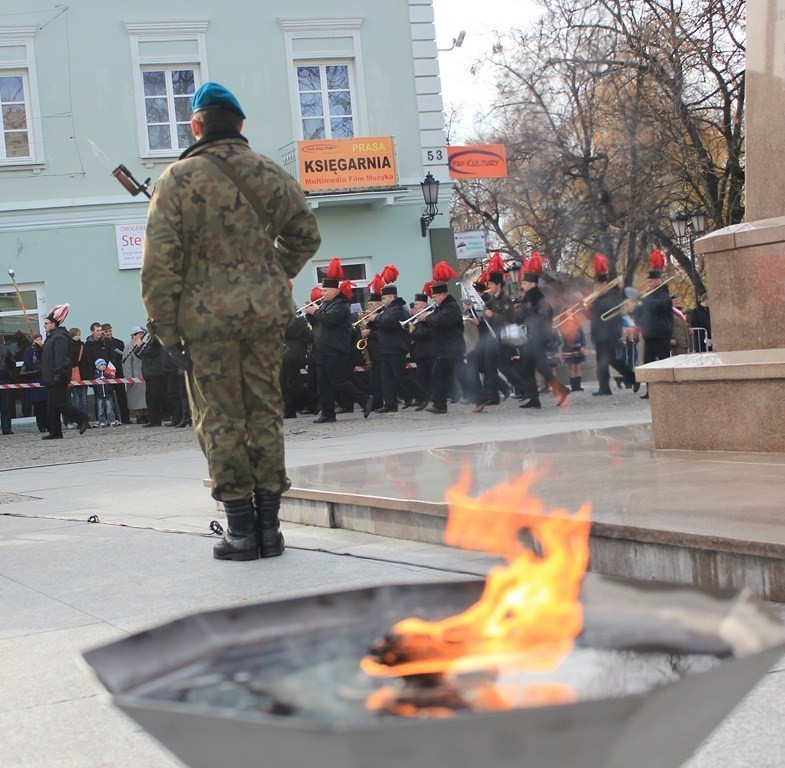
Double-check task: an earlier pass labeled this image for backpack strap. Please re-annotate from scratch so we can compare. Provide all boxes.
[200,152,268,226]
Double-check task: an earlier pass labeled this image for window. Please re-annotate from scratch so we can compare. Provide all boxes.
[314,260,370,308]
[142,67,196,151]
[0,283,44,350]
[125,22,208,158]
[0,26,41,165]
[296,62,355,140]
[281,19,367,141]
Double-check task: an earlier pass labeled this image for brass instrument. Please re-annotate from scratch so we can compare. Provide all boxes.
[553,276,622,327]
[295,298,321,317]
[399,305,433,327]
[600,275,677,321]
[355,304,385,351]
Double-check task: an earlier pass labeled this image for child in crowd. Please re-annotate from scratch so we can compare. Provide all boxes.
[93,358,120,427]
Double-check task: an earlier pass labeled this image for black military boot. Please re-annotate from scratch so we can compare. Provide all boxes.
[213,498,259,561]
[253,493,285,558]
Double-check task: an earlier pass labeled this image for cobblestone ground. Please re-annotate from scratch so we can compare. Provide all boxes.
[0,385,650,470]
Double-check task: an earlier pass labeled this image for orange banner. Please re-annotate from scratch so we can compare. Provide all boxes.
[298,137,397,191]
[448,144,507,179]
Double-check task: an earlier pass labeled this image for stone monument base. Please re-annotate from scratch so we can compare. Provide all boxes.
[637,349,785,452]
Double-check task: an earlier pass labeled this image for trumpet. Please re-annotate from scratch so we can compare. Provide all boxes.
[600,275,677,321]
[400,305,433,327]
[295,298,321,317]
[553,276,622,327]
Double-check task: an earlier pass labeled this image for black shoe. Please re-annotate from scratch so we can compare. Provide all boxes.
[41,433,63,440]
[142,422,162,428]
[174,417,192,427]
[374,407,397,414]
[519,400,541,409]
[78,418,90,434]
[313,415,336,423]
[402,398,413,409]
[213,499,259,561]
[415,400,430,411]
[473,401,491,413]
[632,381,641,393]
[425,405,447,414]
[336,407,354,414]
[640,392,649,399]
[593,390,613,396]
[254,493,285,558]
[284,412,297,419]
[2,431,13,435]
[363,395,374,419]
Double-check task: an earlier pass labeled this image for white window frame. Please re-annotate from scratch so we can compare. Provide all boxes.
[313,258,371,289]
[281,19,368,141]
[0,26,43,167]
[0,281,45,342]
[295,59,357,141]
[125,21,208,160]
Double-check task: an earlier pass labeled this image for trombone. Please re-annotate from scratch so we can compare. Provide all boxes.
[600,275,677,321]
[553,276,623,327]
[400,305,433,327]
[295,298,321,317]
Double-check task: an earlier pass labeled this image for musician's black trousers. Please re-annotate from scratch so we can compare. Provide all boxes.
[317,354,367,418]
[431,354,462,410]
[595,339,635,392]
[520,344,554,401]
[381,353,426,409]
[643,337,672,364]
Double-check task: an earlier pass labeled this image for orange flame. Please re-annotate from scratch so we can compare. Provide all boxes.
[362,468,591,702]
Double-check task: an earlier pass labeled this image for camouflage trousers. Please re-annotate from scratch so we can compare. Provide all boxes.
[186,336,290,502]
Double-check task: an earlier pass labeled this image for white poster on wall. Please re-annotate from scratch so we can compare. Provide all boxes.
[453,230,487,260]
[116,223,145,270]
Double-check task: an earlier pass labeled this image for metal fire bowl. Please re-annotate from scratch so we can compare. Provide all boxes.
[83,575,785,768]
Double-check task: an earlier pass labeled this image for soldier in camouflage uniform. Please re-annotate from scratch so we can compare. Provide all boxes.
[141,82,321,562]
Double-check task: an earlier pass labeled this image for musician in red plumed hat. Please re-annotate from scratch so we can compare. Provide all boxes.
[516,254,570,409]
[633,249,673,398]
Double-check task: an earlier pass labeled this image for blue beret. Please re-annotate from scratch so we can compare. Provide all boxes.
[192,82,246,119]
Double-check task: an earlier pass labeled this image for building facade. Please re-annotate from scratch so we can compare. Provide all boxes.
[0,0,451,348]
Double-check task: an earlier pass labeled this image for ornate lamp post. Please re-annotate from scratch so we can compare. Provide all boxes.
[670,207,707,306]
[419,172,440,237]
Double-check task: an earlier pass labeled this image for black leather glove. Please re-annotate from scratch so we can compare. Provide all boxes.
[164,342,192,374]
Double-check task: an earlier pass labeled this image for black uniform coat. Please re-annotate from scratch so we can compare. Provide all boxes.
[41,326,73,386]
[422,295,465,358]
[634,284,673,340]
[591,286,624,345]
[520,286,554,350]
[368,297,411,355]
[311,294,353,356]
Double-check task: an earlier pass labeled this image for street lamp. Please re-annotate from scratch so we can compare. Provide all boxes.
[669,207,706,306]
[419,172,441,238]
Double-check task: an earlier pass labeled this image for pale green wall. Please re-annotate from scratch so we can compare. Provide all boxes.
[0,0,446,336]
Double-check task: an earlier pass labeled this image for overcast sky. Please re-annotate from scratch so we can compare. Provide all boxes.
[431,0,541,141]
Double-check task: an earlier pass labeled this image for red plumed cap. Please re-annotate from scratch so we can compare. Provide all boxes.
[524,253,544,275]
[650,249,666,271]
[326,258,344,280]
[309,286,323,302]
[367,274,385,295]
[339,280,356,299]
[432,261,459,283]
[487,252,506,273]
[593,253,609,276]
[381,264,399,284]
[422,279,437,297]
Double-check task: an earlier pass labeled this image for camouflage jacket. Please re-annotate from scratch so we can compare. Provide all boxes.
[141,133,321,346]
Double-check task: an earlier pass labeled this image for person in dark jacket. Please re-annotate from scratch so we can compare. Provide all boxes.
[419,281,465,414]
[516,254,569,409]
[366,282,427,413]
[306,267,373,423]
[690,294,711,352]
[40,304,89,440]
[408,292,434,400]
[281,314,318,418]
[634,249,673,398]
[589,254,638,395]
[136,336,167,426]
[21,334,48,432]
[0,339,15,434]
[102,323,132,424]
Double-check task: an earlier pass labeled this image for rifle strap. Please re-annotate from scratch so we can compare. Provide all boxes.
[199,153,268,226]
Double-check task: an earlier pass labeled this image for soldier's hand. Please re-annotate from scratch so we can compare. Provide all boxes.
[165,342,192,374]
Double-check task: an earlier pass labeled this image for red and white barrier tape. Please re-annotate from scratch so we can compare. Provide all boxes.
[0,377,145,390]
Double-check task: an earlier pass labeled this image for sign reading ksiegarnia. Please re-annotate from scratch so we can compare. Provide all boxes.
[454,230,487,260]
[297,137,397,191]
[116,224,145,270]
